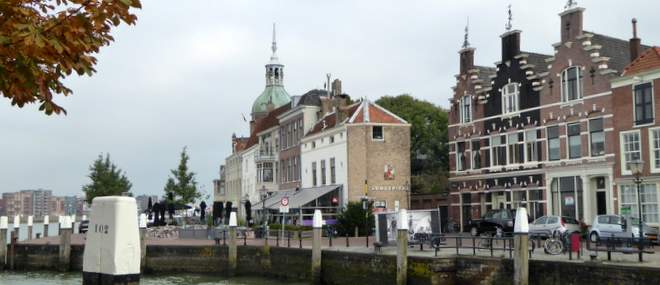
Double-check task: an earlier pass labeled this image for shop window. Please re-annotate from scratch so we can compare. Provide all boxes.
[620,184,658,223]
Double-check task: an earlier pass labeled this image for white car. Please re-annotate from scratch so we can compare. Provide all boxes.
[529,215,581,238]
[589,215,659,243]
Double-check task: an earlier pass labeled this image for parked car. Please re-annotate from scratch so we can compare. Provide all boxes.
[529,215,581,238]
[468,209,517,236]
[589,215,659,243]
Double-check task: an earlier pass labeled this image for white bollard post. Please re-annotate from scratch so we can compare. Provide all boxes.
[83,197,140,284]
[12,216,20,241]
[27,216,33,240]
[138,213,147,272]
[43,215,50,238]
[228,211,238,277]
[514,207,529,285]
[71,215,77,234]
[311,210,323,285]
[0,216,7,269]
[59,216,73,272]
[396,209,408,285]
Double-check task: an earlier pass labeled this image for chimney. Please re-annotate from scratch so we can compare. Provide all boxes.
[629,18,642,62]
[459,48,475,75]
[559,6,585,42]
[500,30,521,62]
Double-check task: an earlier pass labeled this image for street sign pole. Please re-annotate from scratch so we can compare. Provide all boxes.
[280,197,290,242]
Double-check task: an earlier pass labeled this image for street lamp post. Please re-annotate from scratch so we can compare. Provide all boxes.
[629,160,645,262]
[260,185,268,226]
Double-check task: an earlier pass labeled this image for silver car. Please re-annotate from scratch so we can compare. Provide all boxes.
[529,215,581,238]
[589,215,659,243]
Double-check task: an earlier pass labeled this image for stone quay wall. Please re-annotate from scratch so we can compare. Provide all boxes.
[8,243,660,284]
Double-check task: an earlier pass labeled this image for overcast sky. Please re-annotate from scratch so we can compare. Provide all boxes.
[1,0,659,199]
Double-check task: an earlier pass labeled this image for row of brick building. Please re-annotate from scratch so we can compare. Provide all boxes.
[448,3,660,231]
[215,25,411,225]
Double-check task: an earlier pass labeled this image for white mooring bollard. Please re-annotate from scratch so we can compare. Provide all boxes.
[311,209,323,285]
[27,216,33,240]
[396,209,408,285]
[513,207,530,285]
[43,215,50,238]
[0,216,8,269]
[83,196,141,285]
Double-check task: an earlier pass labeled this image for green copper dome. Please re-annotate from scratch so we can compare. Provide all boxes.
[251,85,291,115]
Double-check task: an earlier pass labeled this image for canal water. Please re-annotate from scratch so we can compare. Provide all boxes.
[0,272,304,284]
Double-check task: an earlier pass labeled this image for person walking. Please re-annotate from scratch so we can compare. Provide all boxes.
[200,201,207,223]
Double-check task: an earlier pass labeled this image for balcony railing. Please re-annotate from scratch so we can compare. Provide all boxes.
[256,152,277,161]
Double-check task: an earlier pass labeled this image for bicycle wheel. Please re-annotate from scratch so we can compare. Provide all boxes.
[544,238,563,255]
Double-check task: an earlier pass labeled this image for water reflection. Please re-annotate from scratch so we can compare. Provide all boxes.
[0,272,304,285]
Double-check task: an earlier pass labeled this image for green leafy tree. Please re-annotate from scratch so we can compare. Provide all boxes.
[0,0,142,115]
[164,147,200,207]
[376,94,449,194]
[82,153,132,204]
[336,202,374,236]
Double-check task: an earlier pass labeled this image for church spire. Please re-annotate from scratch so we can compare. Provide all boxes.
[265,23,284,86]
[505,4,513,31]
[271,23,278,60]
[462,17,470,49]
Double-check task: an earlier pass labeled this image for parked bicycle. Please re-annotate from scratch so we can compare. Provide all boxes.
[544,231,569,255]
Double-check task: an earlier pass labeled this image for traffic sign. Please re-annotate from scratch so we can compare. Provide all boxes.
[281,197,289,207]
[279,206,289,213]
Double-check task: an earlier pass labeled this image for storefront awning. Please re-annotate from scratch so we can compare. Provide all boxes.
[252,185,341,210]
[287,185,340,208]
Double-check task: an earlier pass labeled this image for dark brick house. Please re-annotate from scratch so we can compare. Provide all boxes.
[448,21,550,231]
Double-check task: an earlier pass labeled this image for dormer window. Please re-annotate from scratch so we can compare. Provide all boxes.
[561,66,583,102]
[502,83,519,114]
[460,95,472,123]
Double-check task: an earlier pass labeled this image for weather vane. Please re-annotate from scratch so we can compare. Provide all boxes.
[462,17,470,49]
[565,0,577,10]
[505,4,513,31]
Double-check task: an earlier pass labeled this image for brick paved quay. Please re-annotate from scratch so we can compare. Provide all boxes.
[19,232,660,268]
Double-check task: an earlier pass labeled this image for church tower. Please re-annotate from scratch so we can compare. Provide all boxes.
[251,23,291,122]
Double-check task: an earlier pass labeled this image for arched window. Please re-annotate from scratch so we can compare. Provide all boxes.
[561,66,583,102]
[502,83,519,114]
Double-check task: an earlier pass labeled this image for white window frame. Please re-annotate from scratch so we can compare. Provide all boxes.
[620,130,642,176]
[525,129,539,163]
[547,125,561,161]
[649,127,660,173]
[501,83,520,115]
[460,95,472,124]
[490,135,507,167]
[566,123,582,159]
[633,81,655,127]
[561,66,583,102]
[456,142,466,171]
[620,184,659,223]
[588,117,605,157]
